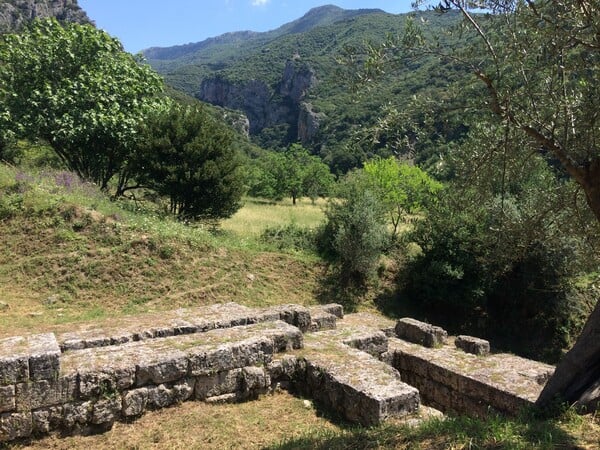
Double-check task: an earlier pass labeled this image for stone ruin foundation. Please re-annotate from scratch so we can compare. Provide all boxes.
[0,302,554,443]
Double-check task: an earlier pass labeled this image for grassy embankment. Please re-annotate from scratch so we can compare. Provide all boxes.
[1,163,598,449]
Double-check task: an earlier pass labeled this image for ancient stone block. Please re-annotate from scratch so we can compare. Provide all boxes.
[0,385,15,414]
[15,376,77,411]
[91,397,121,425]
[321,304,344,319]
[0,412,32,442]
[32,405,62,434]
[27,333,61,382]
[62,401,92,429]
[172,379,195,403]
[455,335,490,356]
[205,393,238,404]
[242,366,269,399]
[79,368,135,399]
[136,353,188,386]
[122,388,148,417]
[343,331,388,358]
[395,318,447,348]
[308,311,337,332]
[146,384,180,409]
[0,337,30,385]
[272,305,311,332]
[195,369,242,400]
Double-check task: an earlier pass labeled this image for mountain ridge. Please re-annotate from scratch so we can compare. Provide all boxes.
[143,4,386,62]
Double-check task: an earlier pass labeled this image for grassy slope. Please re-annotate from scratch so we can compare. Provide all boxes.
[1,163,598,449]
[0,164,325,337]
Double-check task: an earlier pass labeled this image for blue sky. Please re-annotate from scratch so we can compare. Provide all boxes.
[78,1,414,53]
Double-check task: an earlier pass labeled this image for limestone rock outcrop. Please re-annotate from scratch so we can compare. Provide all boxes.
[0,0,91,33]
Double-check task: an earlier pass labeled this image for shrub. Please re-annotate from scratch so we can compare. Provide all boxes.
[322,185,389,288]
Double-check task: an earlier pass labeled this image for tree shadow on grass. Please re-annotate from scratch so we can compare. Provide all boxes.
[265,412,581,450]
[314,264,369,314]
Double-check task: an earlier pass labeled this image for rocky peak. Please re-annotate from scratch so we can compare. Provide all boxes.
[0,0,91,33]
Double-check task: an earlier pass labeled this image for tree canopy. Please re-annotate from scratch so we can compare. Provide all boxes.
[0,18,164,190]
[134,104,245,221]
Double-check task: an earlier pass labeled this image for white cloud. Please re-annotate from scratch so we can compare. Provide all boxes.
[251,0,269,6]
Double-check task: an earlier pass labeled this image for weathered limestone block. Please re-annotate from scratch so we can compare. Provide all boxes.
[195,369,242,400]
[264,322,303,352]
[0,412,32,442]
[91,397,121,425]
[205,393,238,404]
[122,388,148,417]
[15,375,77,411]
[135,351,188,386]
[32,405,62,434]
[300,337,420,426]
[321,304,344,319]
[242,366,269,399]
[303,357,420,426]
[268,305,311,332]
[455,335,490,356]
[0,385,15,413]
[79,367,135,399]
[395,318,447,348]
[146,384,180,409]
[308,309,337,332]
[268,355,299,391]
[62,401,93,429]
[343,330,388,358]
[0,334,60,385]
[26,334,61,381]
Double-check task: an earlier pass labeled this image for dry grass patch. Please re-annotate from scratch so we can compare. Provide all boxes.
[12,392,340,450]
[221,197,325,236]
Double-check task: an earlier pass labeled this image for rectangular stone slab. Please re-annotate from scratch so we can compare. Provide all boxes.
[0,333,60,385]
[298,335,420,426]
[57,303,313,351]
[389,337,554,416]
[60,321,303,399]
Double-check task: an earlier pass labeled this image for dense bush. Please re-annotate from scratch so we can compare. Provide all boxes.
[321,179,388,288]
[402,186,592,362]
[260,223,319,252]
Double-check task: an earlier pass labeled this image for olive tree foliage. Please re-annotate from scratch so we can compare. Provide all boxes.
[322,176,389,289]
[133,104,245,221]
[389,0,600,411]
[0,18,165,190]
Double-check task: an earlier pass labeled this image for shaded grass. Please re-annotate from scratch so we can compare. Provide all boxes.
[8,394,599,449]
[271,408,600,450]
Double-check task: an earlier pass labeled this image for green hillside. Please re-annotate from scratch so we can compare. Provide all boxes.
[144,7,466,172]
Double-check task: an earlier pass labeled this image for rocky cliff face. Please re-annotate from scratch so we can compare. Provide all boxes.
[0,0,91,33]
[198,59,323,143]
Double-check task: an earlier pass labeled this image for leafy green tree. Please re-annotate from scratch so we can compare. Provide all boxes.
[134,104,244,221]
[0,18,164,190]
[249,144,333,204]
[363,157,442,238]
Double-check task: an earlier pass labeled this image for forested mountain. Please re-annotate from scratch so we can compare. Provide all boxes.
[0,0,90,32]
[144,6,465,173]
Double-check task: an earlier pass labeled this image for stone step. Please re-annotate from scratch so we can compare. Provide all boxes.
[1,321,303,441]
[57,303,311,352]
[389,337,554,416]
[295,333,420,426]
